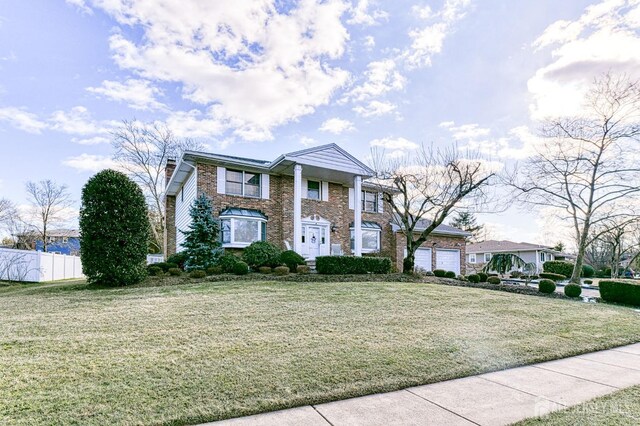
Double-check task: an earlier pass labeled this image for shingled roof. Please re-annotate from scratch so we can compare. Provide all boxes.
[466,240,553,253]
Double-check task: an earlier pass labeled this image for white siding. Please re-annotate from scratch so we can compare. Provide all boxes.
[175,169,198,251]
[294,147,366,173]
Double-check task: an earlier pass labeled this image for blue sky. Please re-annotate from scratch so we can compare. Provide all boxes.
[1,0,639,244]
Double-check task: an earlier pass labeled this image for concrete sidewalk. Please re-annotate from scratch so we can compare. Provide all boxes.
[207,343,640,426]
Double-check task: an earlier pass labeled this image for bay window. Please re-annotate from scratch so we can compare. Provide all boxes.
[349,221,382,253]
[219,208,267,247]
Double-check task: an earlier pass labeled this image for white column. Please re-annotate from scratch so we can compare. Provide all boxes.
[293,164,303,254]
[354,175,362,256]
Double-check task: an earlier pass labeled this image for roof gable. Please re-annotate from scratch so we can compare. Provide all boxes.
[282,144,373,176]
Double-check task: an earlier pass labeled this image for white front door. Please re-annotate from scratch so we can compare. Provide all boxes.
[307,226,321,259]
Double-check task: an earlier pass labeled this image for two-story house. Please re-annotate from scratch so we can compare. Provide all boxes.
[165,144,469,273]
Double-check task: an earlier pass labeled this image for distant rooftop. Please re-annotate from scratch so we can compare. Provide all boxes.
[467,240,553,253]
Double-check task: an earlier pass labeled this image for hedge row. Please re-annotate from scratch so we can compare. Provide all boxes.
[543,261,574,277]
[316,256,392,274]
[539,272,566,282]
[599,281,640,306]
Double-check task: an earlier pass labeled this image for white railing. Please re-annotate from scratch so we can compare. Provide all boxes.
[0,248,84,282]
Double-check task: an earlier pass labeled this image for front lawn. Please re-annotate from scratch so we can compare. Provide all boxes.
[1,280,640,425]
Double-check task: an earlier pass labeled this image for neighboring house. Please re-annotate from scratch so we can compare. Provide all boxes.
[466,240,575,273]
[165,143,470,273]
[16,229,81,255]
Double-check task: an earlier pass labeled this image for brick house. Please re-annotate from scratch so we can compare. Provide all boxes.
[165,144,469,273]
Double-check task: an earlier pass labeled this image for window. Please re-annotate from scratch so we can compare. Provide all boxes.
[307,180,320,200]
[220,217,266,247]
[62,237,69,244]
[362,191,378,212]
[484,253,492,262]
[469,253,476,263]
[350,230,381,252]
[539,252,545,262]
[226,169,261,197]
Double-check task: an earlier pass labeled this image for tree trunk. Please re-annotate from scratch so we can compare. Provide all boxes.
[403,234,415,274]
[570,233,589,284]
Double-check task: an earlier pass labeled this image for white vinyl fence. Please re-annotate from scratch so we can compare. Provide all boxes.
[147,254,164,264]
[0,248,84,282]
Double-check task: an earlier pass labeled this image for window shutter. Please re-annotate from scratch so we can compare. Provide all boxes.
[321,182,329,201]
[302,178,308,199]
[377,192,384,213]
[348,188,354,209]
[217,166,226,194]
[261,174,270,199]
[261,222,267,241]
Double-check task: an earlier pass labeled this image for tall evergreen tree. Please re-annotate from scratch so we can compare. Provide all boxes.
[449,211,484,242]
[181,194,221,271]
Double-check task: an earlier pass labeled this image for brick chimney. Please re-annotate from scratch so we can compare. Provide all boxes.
[165,158,177,187]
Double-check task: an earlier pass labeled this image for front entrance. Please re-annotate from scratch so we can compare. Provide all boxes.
[307,226,321,259]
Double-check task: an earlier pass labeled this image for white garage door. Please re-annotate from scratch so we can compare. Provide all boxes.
[436,249,461,274]
[414,248,432,271]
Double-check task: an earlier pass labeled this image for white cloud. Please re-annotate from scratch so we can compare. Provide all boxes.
[48,106,112,136]
[82,0,351,142]
[163,108,226,140]
[363,35,376,49]
[451,125,539,160]
[299,136,318,146]
[448,123,491,140]
[319,117,355,134]
[529,0,640,119]
[347,0,388,26]
[341,59,405,103]
[65,0,93,14]
[369,136,418,151]
[412,5,433,20]
[353,100,397,117]
[71,136,111,145]
[62,154,119,173]
[0,107,48,134]
[439,120,455,128]
[87,79,165,110]
[402,0,472,68]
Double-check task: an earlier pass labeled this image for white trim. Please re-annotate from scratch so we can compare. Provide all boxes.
[321,181,329,201]
[216,166,226,194]
[484,252,492,262]
[293,164,303,254]
[302,178,309,199]
[469,253,476,264]
[220,216,266,248]
[353,176,362,256]
[261,174,270,199]
[350,227,381,253]
[348,187,354,209]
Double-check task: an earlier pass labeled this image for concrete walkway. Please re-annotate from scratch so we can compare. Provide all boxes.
[206,343,640,426]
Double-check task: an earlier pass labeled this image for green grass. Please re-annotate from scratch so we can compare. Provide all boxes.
[516,385,640,425]
[1,279,640,425]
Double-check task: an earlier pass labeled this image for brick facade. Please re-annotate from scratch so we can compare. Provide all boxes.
[165,160,467,272]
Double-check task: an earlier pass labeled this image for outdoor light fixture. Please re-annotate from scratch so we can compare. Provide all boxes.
[331,224,337,233]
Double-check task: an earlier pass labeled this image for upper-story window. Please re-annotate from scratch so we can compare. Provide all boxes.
[226,169,261,197]
[307,180,321,200]
[362,190,378,212]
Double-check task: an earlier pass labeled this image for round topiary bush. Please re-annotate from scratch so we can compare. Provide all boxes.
[297,265,311,274]
[217,253,240,273]
[487,276,501,284]
[189,270,206,279]
[258,266,272,274]
[582,264,595,278]
[456,274,467,281]
[273,266,290,276]
[538,279,556,294]
[279,250,306,271]
[467,274,480,283]
[539,272,567,282]
[433,269,446,277]
[444,271,456,279]
[80,169,149,286]
[242,241,282,269]
[584,279,593,285]
[206,266,223,275]
[564,283,582,298]
[424,271,435,276]
[478,272,488,282]
[147,266,163,276]
[166,252,188,270]
[233,261,250,275]
[168,268,182,276]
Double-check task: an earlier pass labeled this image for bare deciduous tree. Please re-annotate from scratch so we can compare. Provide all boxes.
[591,218,640,278]
[371,145,496,273]
[511,73,640,283]
[25,180,73,253]
[112,120,203,255]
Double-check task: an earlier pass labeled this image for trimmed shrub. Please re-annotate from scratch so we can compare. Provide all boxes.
[233,261,250,275]
[538,279,556,294]
[510,271,522,278]
[297,265,311,274]
[599,281,640,306]
[584,279,593,285]
[189,270,206,279]
[218,253,241,273]
[539,272,567,282]
[273,266,290,276]
[168,268,182,276]
[258,266,272,274]
[444,271,456,279]
[315,256,392,274]
[478,272,488,282]
[433,269,446,278]
[487,276,501,284]
[166,252,188,270]
[80,169,149,286]
[147,266,163,276]
[242,241,281,269]
[456,274,467,281]
[467,274,480,283]
[543,261,574,278]
[424,271,435,276]
[564,284,582,298]
[279,250,306,271]
[206,266,223,275]
[582,264,595,278]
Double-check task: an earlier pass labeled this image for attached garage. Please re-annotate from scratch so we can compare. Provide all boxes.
[436,249,461,274]
[406,248,432,271]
